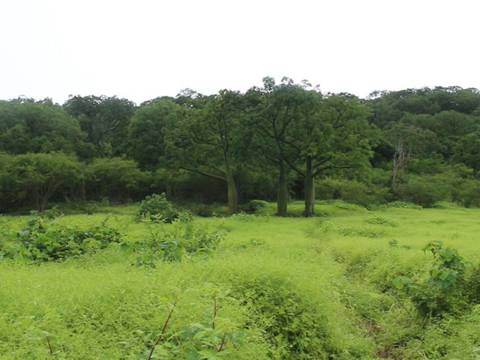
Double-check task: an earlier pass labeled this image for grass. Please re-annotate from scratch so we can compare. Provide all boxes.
[0,200,480,359]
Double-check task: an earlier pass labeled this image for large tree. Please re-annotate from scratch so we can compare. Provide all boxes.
[284,92,374,216]
[247,77,307,216]
[0,98,85,155]
[168,90,251,213]
[64,95,136,157]
[128,98,183,170]
[6,153,83,211]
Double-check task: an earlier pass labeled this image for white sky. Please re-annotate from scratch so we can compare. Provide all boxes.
[1,0,479,104]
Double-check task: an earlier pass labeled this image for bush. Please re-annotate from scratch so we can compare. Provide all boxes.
[231,275,333,359]
[393,241,468,318]
[1,215,122,262]
[239,200,269,214]
[4,152,83,211]
[133,222,224,266]
[456,179,480,207]
[85,157,147,202]
[395,175,452,207]
[317,178,389,207]
[189,203,215,217]
[136,193,182,223]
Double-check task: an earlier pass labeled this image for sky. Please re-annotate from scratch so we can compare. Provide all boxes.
[1,0,479,104]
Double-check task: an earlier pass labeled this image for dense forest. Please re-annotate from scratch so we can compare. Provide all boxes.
[1,77,480,215]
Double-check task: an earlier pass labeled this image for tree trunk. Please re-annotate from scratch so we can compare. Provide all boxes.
[226,172,238,214]
[277,160,288,216]
[39,194,48,212]
[304,157,315,217]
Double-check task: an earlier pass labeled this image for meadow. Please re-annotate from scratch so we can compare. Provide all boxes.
[1,200,480,359]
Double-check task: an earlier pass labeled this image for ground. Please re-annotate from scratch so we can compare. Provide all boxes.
[0,201,479,359]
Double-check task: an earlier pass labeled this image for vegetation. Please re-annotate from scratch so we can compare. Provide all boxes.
[0,201,480,358]
[2,80,480,358]
[2,82,480,214]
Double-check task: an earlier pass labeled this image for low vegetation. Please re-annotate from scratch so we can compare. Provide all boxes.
[1,200,480,359]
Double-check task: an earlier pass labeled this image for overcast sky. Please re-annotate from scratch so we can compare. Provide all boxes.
[1,0,479,104]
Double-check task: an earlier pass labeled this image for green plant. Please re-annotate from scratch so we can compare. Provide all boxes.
[137,193,182,223]
[393,241,468,318]
[4,215,122,262]
[366,216,397,227]
[134,222,224,266]
[231,275,332,359]
[239,200,268,214]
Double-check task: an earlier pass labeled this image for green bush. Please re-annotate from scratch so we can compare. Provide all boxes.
[395,175,452,207]
[456,180,480,208]
[136,193,182,223]
[2,216,122,262]
[85,157,147,202]
[133,222,224,266]
[3,152,83,212]
[393,241,468,318]
[189,203,215,217]
[239,200,269,214]
[317,178,389,207]
[231,275,333,359]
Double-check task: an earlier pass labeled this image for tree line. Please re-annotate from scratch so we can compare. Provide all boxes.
[2,77,480,215]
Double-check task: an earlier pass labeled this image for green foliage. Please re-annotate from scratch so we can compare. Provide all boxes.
[393,241,468,318]
[239,200,268,214]
[396,175,452,207]
[1,215,122,262]
[0,99,85,155]
[128,98,182,169]
[231,275,332,359]
[137,193,184,223]
[133,222,224,266]
[365,216,397,227]
[317,178,389,207]
[3,152,83,211]
[85,157,147,202]
[2,203,480,358]
[64,95,136,157]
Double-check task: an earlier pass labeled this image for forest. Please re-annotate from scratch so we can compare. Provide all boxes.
[2,77,480,215]
[2,78,480,359]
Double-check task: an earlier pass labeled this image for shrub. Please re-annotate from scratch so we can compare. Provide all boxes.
[317,178,389,207]
[393,241,468,318]
[189,203,214,217]
[365,216,397,227]
[466,266,480,304]
[133,222,224,266]
[395,175,454,207]
[239,200,269,214]
[5,153,83,211]
[2,216,122,262]
[85,157,147,202]
[456,180,480,208]
[136,193,182,223]
[231,275,333,359]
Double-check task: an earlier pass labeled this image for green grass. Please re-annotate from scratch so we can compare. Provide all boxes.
[1,200,480,359]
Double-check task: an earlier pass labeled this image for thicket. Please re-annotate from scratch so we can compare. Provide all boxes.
[0,214,122,262]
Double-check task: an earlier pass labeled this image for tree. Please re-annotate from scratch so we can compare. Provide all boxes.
[0,99,85,155]
[168,90,251,213]
[385,121,437,191]
[85,157,146,201]
[7,153,83,211]
[247,77,307,216]
[284,92,374,216]
[128,98,182,169]
[64,95,136,156]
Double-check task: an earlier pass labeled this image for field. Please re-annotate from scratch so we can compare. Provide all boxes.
[1,201,480,359]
